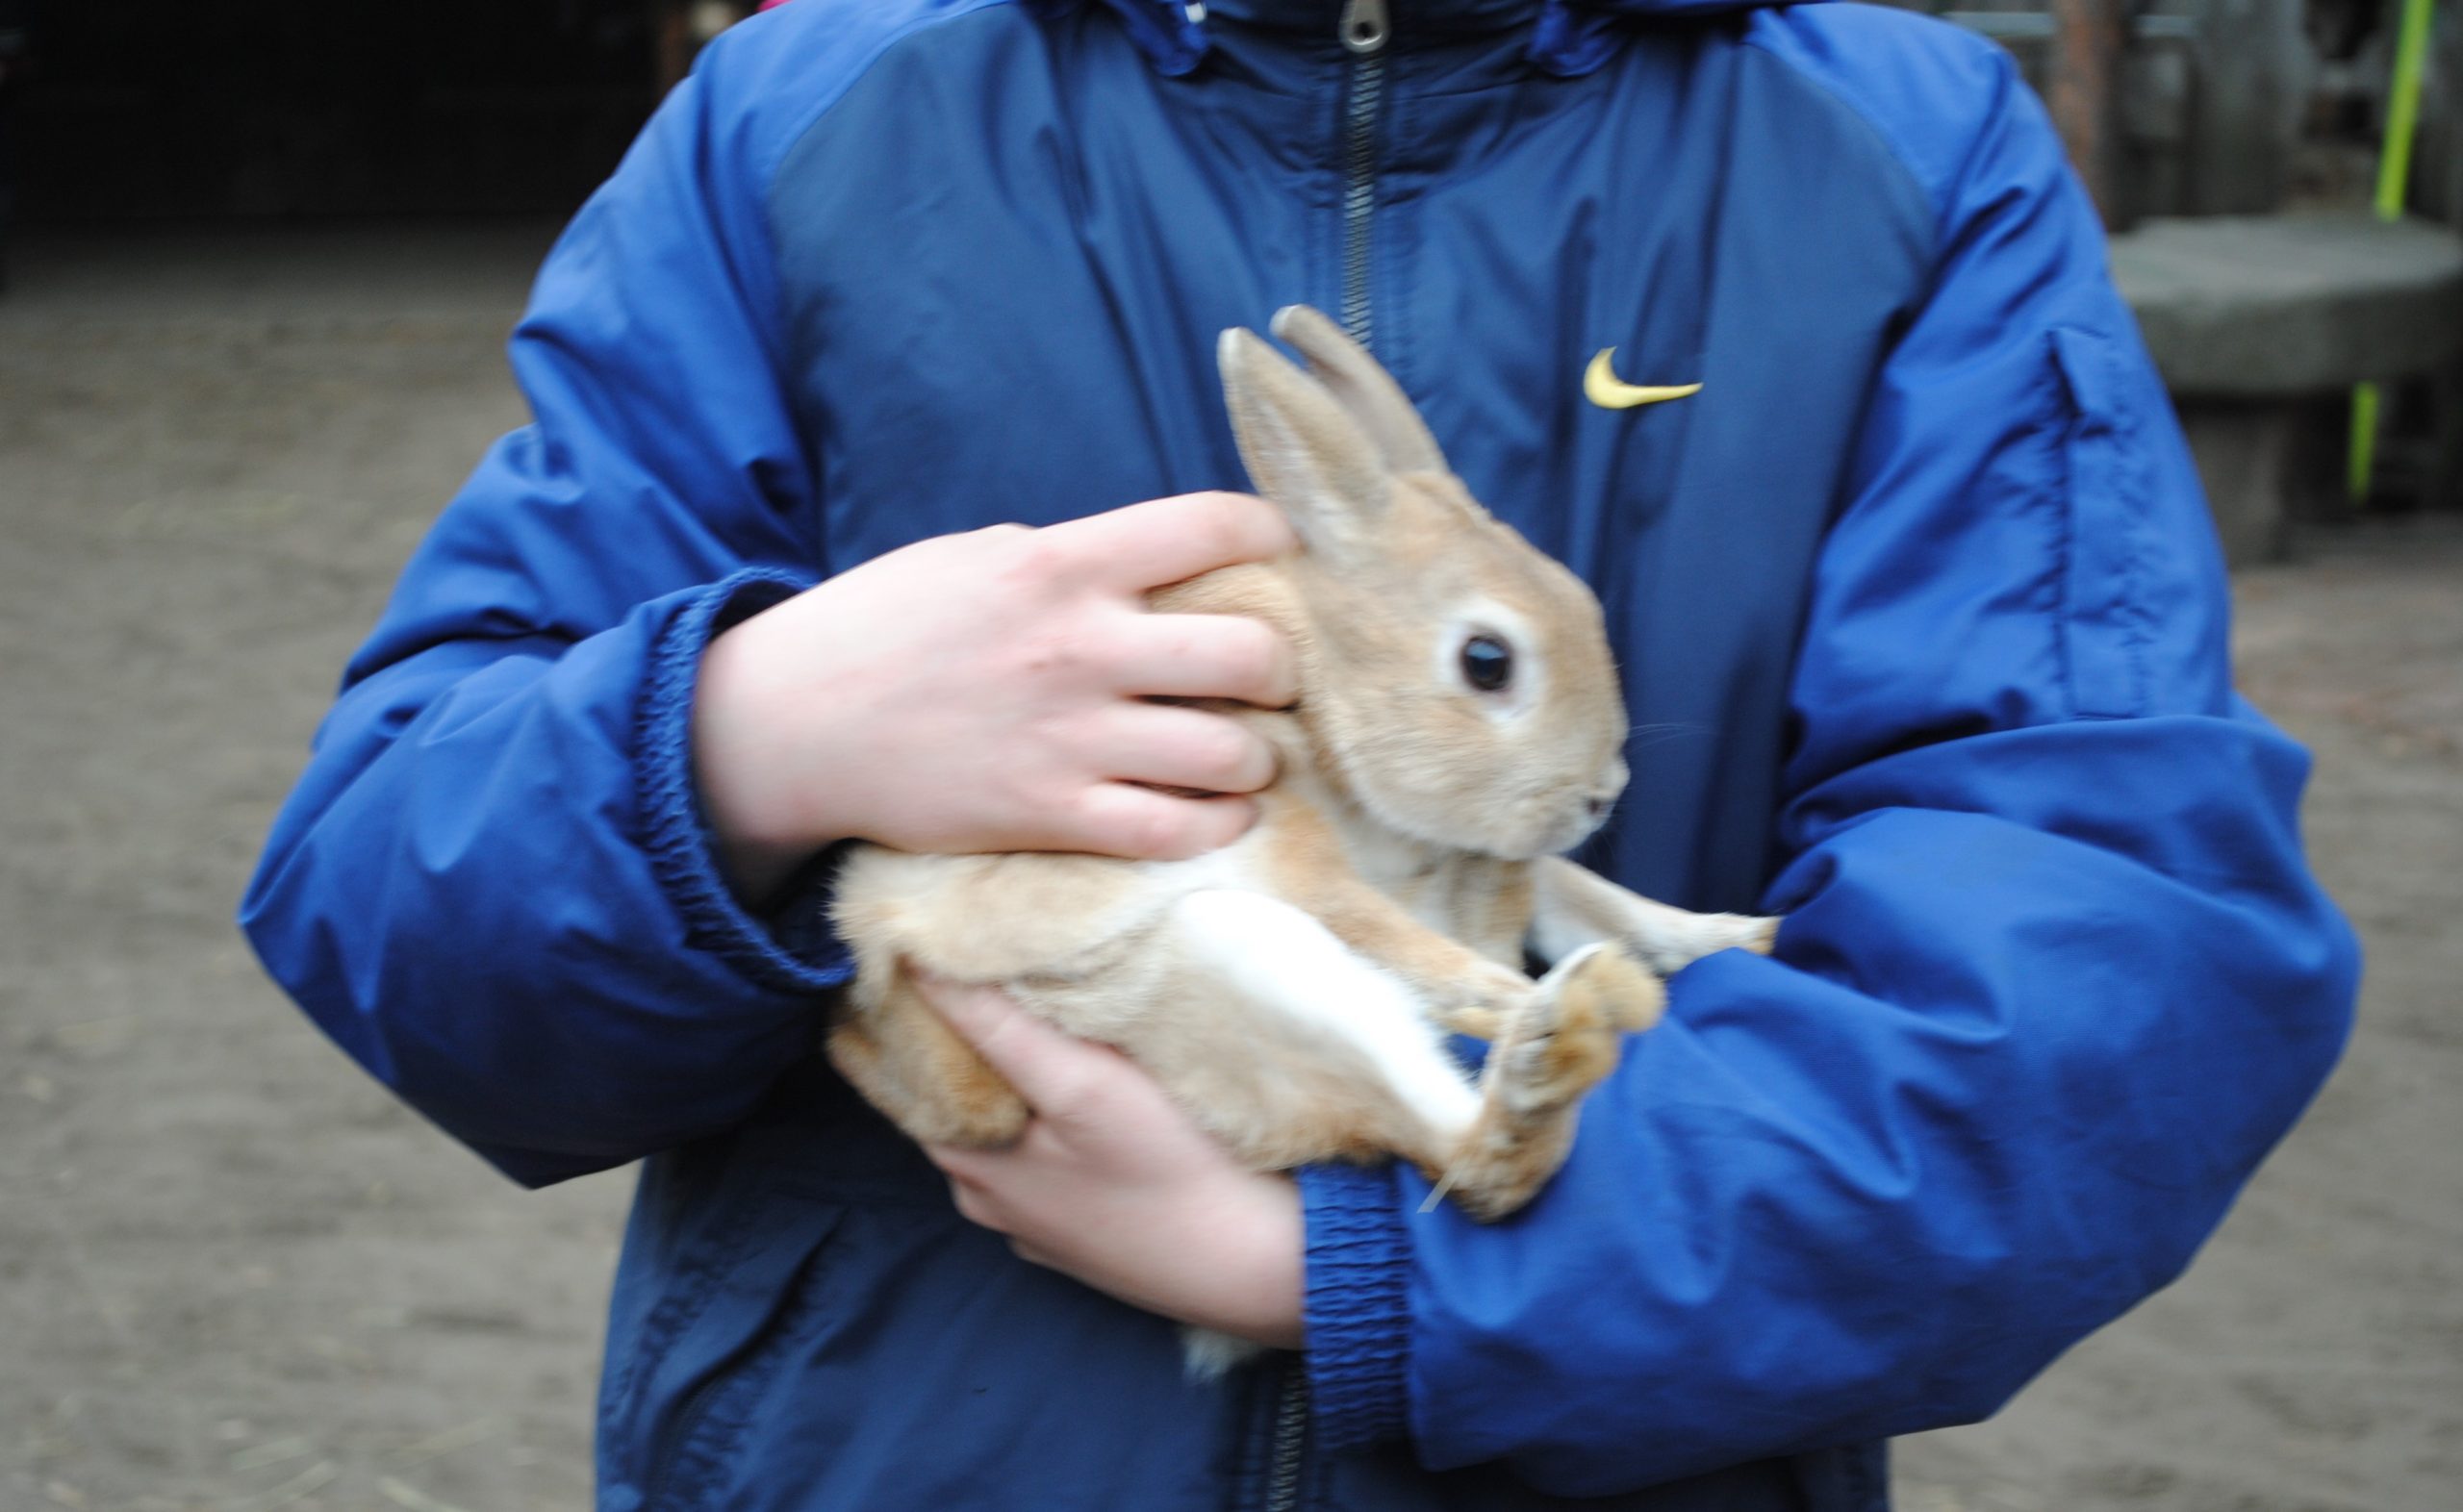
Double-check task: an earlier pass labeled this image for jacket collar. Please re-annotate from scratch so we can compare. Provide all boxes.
[1033,0,1795,79]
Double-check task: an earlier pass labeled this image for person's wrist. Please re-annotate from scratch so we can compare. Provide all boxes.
[1296,1163,1411,1449]
[1205,1172,1306,1348]
[694,612,847,901]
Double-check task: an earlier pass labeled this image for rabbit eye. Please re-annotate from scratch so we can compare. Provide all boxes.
[1460,635,1513,693]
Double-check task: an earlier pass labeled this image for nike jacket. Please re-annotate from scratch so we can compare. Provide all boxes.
[239,1,2361,1508]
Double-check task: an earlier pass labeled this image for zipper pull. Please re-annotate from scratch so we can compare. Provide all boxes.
[1340,0,1389,55]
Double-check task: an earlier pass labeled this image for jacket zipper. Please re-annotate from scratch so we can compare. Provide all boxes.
[1337,0,1389,345]
[1257,16,1385,1504]
[1262,1358,1311,1512]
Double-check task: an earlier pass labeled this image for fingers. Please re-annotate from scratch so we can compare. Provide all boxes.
[1109,611,1297,708]
[992,706,1267,858]
[1070,782,1257,861]
[1041,492,1294,594]
[927,1160,1060,1273]
[929,1156,1048,1270]
[1008,785,1255,861]
[1086,701,1279,795]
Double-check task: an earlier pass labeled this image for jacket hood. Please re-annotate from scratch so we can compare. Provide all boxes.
[1194,0,1791,26]
[1058,0,1808,76]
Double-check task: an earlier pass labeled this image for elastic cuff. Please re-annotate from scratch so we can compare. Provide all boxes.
[1298,1161,1413,1452]
[638,567,852,996]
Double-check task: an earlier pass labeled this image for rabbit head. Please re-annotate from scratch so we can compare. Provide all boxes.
[1220,306,1630,861]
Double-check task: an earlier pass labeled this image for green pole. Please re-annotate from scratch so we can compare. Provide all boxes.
[2348,0,2438,503]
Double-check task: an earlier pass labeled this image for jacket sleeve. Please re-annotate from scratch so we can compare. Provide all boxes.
[238,44,851,1188]
[1294,29,2360,1493]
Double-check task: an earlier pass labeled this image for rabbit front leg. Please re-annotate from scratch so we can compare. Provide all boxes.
[1529,856,1779,982]
[1285,874,1534,1041]
[1255,797,1533,1040]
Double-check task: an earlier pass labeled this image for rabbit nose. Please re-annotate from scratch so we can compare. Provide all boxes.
[1586,792,1614,820]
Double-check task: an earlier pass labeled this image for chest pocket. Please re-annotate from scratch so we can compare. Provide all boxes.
[627,1193,851,1512]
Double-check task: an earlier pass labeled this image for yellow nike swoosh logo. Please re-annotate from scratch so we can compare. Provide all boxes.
[1584,348,1702,410]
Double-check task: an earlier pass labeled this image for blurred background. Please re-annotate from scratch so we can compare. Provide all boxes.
[0,2,2455,1509]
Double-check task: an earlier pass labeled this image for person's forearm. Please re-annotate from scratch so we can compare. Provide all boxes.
[242,577,847,1187]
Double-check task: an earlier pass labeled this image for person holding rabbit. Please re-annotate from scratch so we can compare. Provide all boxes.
[242,0,2360,1508]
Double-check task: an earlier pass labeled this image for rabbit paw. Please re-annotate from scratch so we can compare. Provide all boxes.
[1550,939,1665,1036]
[1632,913,1780,974]
[1422,958,1536,1041]
[1438,949,1638,1222]
[1502,943,1647,1105]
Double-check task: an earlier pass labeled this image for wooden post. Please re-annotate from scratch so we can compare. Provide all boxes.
[2047,0,2132,228]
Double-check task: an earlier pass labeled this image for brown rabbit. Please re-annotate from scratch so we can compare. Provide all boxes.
[825,307,1775,1370]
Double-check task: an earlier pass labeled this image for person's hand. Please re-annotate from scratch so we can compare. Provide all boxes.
[693,492,1298,900]
[916,976,1306,1350]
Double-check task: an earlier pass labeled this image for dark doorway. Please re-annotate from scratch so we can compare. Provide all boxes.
[10,1,672,222]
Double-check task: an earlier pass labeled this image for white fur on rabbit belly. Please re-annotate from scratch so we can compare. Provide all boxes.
[1170,888,1481,1142]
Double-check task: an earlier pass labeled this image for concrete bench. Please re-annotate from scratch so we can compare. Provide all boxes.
[2109,214,2463,561]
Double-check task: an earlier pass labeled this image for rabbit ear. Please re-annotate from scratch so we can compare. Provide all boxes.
[1220,324,1390,553]
[1269,306,1447,476]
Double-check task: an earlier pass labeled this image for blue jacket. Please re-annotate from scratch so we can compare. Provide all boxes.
[239,0,2361,1507]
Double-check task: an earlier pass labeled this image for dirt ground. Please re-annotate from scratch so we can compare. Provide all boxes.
[0,226,2455,1512]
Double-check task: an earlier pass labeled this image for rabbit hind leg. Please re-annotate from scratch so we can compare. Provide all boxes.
[1161,889,1483,1173]
[825,965,1030,1149]
[1437,942,1657,1221]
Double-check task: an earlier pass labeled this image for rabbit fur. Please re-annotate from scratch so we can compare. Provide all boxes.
[825,306,1777,1374]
